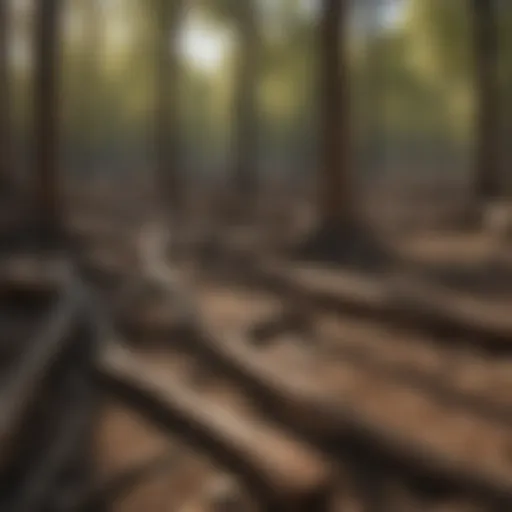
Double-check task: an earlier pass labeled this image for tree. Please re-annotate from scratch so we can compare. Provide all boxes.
[318,0,352,226]
[231,0,261,216]
[297,0,356,261]
[0,0,10,195]
[79,0,102,175]
[196,0,262,220]
[403,0,510,205]
[360,0,386,180]
[259,1,316,185]
[471,0,501,212]
[296,0,389,268]
[34,0,64,232]
[153,0,184,221]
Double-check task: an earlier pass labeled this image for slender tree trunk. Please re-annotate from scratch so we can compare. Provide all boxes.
[472,0,500,209]
[80,0,101,177]
[0,0,10,195]
[364,0,384,182]
[34,0,63,232]
[232,0,260,217]
[154,0,183,221]
[319,0,353,226]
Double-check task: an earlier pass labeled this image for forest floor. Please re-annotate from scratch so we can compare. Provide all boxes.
[8,186,509,511]
[90,221,512,511]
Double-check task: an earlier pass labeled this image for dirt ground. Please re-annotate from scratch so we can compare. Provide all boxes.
[94,399,226,512]
[69,186,512,511]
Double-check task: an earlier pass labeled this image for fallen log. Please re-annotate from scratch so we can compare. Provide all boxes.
[248,308,512,426]
[122,236,512,505]
[181,321,512,507]
[98,343,334,512]
[257,262,512,354]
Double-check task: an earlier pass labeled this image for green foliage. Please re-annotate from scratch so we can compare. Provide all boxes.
[8,0,512,176]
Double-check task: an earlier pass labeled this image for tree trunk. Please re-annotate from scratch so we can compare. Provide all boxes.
[295,0,390,268]
[363,0,385,183]
[0,0,10,195]
[80,0,102,177]
[472,0,500,209]
[34,0,63,233]
[232,0,260,215]
[154,0,183,221]
[319,0,353,226]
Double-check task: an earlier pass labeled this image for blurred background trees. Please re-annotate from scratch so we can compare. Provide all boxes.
[153,0,184,219]
[0,0,11,196]
[3,0,511,235]
[471,0,500,216]
[34,0,63,232]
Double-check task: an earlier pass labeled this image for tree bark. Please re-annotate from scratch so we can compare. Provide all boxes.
[80,0,102,177]
[363,0,385,182]
[154,0,183,220]
[0,0,11,195]
[232,0,260,212]
[294,0,391,268]
[319,0,353,226]
[472,0,500,207]
[34,0,63,232]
